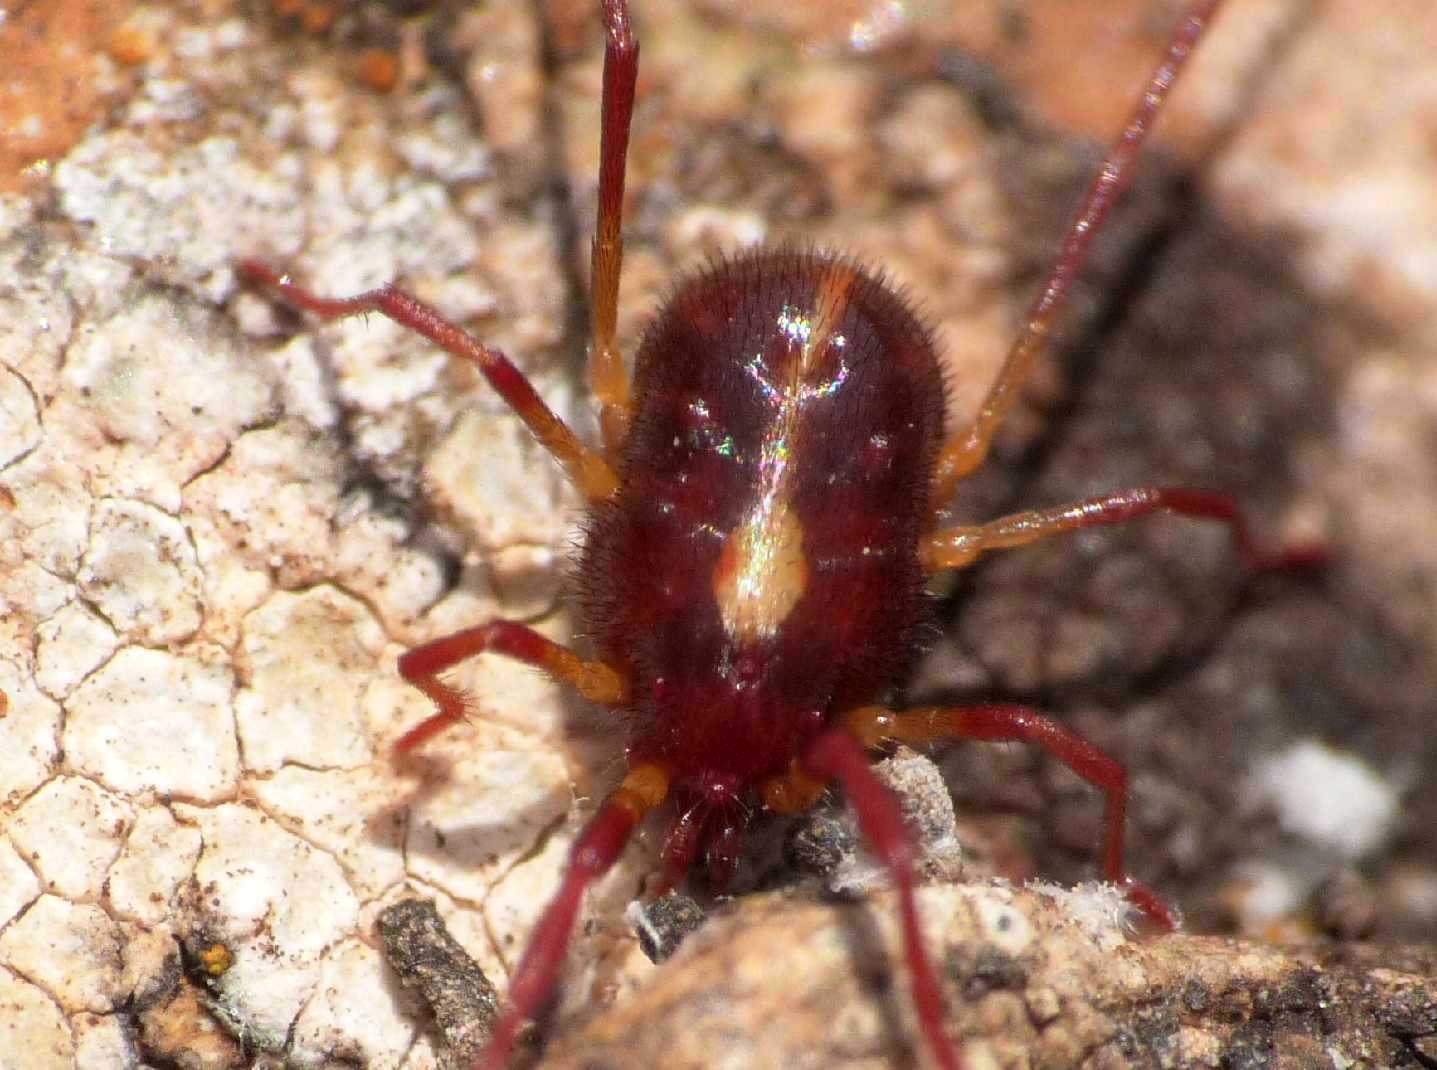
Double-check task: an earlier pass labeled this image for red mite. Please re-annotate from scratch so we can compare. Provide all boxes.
[242,1,1321,1066]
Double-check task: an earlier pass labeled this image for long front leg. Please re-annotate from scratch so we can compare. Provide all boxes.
[839,704,1175,929]
[930,0,1224,513]
[922,486,1326,574]
[396,620,629,752]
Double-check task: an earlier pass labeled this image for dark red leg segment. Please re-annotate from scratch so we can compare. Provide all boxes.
[473,763,669,1070]
[395,620,628,752]
[923,485,1326,574]
[1117,488,1326,571]
[239,260,619,502]
[840,704,1175,930]
[802,729,963,1070]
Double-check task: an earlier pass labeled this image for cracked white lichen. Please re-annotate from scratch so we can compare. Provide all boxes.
[0,895,126,1015]
[291,939,420,1065]
[0,364,41,467]
[77,498,204,645]
[403,725,573,906]
[58,293,279,510]
[64,647,240,802]
[234,586,386,773]
[106,806,203,927]
[8,776,133,900]
[252,763,405,898]
[34,601,119,700]
[0,838,42,931]
[0,4,576,1064]
[0,659,63,804]
[425,408,576,552]
[177,802,362,1039]
[0,963,72,1069]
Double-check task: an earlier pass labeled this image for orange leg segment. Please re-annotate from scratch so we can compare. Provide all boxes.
[839,704,1176,929]
[239,260,619,503]
[588,0,639,455]
[922,486,1326,574]
[395,620,629,752]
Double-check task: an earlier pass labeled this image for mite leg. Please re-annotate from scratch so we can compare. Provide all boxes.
[589,0,639,456]
[395,620,629,752]
[475,763,670,1070]
[931,0,1224,513]
[839,704,1175,929]
[245,0,640,483]
[799,730,963,1070]
[238,262,619,504]
[922,486,1326,574]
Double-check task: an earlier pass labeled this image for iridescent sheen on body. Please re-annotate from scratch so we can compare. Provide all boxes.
[581,249,944,798]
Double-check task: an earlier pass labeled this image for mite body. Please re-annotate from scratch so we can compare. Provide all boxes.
[243,1,1317,1066]
[586,251,943,843]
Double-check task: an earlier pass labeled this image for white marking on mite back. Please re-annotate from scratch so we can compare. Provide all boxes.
[713,264,857,641]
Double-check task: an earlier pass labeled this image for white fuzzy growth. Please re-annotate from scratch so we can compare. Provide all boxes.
[1027,880,1136,950]
[1249,740,1400,860]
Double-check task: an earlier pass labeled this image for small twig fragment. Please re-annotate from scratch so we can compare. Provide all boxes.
[378,898,500,1069]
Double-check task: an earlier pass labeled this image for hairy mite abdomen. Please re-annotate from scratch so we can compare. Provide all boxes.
[581,249,944,782]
